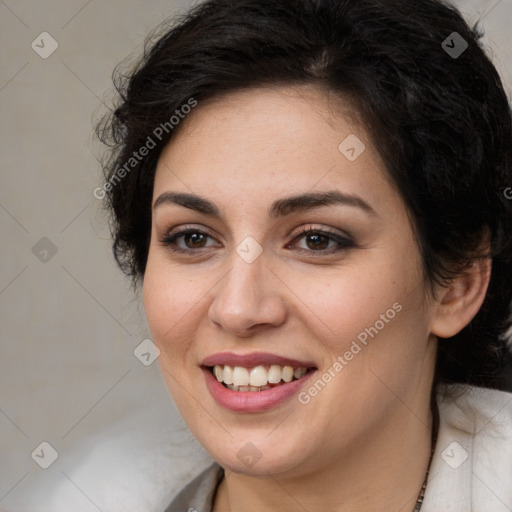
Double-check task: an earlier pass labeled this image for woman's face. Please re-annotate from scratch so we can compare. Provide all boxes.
[143,85,438,476]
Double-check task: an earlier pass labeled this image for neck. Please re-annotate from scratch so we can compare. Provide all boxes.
[213,397,435,512]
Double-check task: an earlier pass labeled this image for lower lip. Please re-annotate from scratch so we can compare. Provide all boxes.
[202,367,317,413]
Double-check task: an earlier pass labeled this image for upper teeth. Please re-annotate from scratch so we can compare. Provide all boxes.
[213,364,308,386]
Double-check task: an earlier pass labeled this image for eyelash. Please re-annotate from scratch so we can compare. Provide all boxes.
[159,224,355,257]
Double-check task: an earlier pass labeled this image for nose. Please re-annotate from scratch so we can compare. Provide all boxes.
[208,250,287,337]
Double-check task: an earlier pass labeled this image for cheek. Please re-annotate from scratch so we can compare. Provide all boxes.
[290,263,430,422]
[286,259,413,345]
[287,245,429,381]
[142,253,202,361]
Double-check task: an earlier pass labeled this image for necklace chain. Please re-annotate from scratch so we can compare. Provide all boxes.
[413,471,429,511]
[413,429,438,512]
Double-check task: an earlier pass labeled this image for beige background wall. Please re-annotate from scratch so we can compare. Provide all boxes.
[1,0,511,510]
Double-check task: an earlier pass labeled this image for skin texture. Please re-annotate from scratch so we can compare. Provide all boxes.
[142,85,490,512]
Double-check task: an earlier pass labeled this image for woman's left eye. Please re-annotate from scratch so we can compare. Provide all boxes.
[159,225,354,255]
[288,226,354,255]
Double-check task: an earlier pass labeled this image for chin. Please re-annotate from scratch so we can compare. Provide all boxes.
[207,436,314,477]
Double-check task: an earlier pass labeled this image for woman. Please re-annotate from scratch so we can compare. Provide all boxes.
[97,0,512,510]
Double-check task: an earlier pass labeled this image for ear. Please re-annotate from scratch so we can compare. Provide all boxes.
[430,253,491,339]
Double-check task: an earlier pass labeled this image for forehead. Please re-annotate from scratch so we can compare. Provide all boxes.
[153,85,395,215]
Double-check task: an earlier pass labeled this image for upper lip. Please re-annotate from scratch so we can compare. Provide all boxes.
[201,352,316,368]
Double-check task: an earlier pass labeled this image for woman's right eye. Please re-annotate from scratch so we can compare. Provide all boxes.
[159,228,219,253]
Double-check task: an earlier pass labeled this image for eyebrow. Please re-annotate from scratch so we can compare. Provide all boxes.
[153,190,378,218]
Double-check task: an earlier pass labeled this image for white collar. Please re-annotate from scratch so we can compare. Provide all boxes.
[422,385,512,511]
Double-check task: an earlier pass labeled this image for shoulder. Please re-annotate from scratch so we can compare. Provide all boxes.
[163,462,224,512]
[422,385,512,512]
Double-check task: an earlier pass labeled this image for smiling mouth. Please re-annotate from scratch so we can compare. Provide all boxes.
[207,364,316,392]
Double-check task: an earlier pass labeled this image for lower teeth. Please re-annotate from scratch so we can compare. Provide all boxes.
[224,380,297,392]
